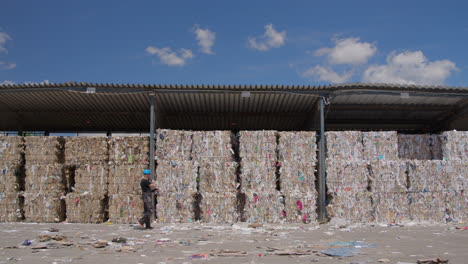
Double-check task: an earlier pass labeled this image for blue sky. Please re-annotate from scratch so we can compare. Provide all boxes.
[0,0,467,86]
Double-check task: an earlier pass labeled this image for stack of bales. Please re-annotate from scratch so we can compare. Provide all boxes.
[194,131,238,223]
[441,131,467,222]
[326,131,372,223]
[156,129,198,223]
[0,136,24,222]
[278,131,317,223]
[239,130,284,223]
[398,134,442,160]
[64,137,109,223]
[23,136,66,222]
[108,136,149,224]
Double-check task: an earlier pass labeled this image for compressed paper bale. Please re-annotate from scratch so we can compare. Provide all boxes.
[327,189,373,223]
[372,193,411,224]
[445,190,467,223]
[23,192,66,223]
[278,131,317,162]
[0,136,24,164]
[108,164,148,195]
[156,129,192,161]
[407,160,449,192]
[369,160,408,193]
[0,162,21,193]
[325,131,363,161]
[397,134,442,160]
[240,159,277,193]
[24,164,65,194]
[284,191,317,223]
[199,161,238,193]
[441,131,468,161]
[326,160,369,188]
[200,191,238,223]
[24,136,64,165]
[239,130,277,161]
[279,161,316,194]
[108,194,144,224]
[192,131,234,162]
[71,164,108,194]
[157,193,196,223]
[156,161,198,194]
[242,190,285,223]
[65,137,109,165]
[446,160,468,192]
[109,136,150,165]
[65,193,106,223]
[0,192,22,222]
[408,191,446,223]
[362,131,398,161]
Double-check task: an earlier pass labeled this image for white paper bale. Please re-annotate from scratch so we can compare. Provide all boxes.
[23,192,66,223]
[65,193,106,223]
[108,194,144,224]
[441,130,468,161]
[109,136,150,165]
[157,192,196,223]
[24,136,64,165]
[240,158,277,193]
[156,129,192,161]
[446,160,468,192]
[65,137,109,165]
[0,192,22,222]
[192,131,234,162]
[72,164,108,194]
[239,130,277,161]
[156,161,198,194]
[284,191,317,223]
[24,164,65,194]
[325,131,363,161]
[242,190,285,223]
[327,189,372,223]
[398,134,442,160]
[372,192,411,224]
[0,163,21,193]
[408,191,446,223]
[108,164,148,195]
[407,160,449,192]
[278,131,317,162]
[200,191,238,223]
[445,190,467,223]
[369,160,408,193]
[199,161,238,193]
[0,136,24,164]
[279,161,316,194]
[326,160,369,190]
[362,131,398,161]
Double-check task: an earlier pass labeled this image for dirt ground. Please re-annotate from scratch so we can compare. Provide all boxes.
[0,221,467,264]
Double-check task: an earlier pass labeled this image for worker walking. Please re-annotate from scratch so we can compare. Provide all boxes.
[138,169,157,229]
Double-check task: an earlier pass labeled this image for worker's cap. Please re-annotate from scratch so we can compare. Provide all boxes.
[143,169,151,175]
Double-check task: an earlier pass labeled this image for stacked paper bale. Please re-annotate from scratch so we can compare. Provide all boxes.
[445,161,468,222]
[193,131,238,223]
[156,160,198,223]
[325,131,373,223]
[23,136,66,222]
[108,136,149,224]
[363,131,398,161]
[441,131,468,161]
[156,129,192,161]
[0,136,24,222]
[278,131,317,223]
[398,134,443,160]
[64,137,109,223]
[239,131,284,223]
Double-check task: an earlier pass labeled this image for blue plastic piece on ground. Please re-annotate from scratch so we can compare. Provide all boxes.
[320,247,361,257]
[326,241,377,248]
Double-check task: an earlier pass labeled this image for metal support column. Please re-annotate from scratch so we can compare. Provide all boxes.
[318,96,327,222]
[149,94,156,181]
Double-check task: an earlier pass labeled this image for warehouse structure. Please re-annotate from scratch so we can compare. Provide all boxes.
[0,82,467,224]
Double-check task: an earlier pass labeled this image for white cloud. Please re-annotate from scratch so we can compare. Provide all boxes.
[0,32,12,53]
[303,65,353,83]
[24,80,50,85]
[363,51,457,85]
[248,24,286,51]
[0,80,15,85]
[314,37,377,65]
[145,46,193,66]
[194,25,215,54]
[0,61,16,70]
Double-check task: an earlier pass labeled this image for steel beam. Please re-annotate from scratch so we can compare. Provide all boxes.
[318,96,327,222]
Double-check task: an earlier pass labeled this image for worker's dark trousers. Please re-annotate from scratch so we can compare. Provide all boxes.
[140,192,154,228]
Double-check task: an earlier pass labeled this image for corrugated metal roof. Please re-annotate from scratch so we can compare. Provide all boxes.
[0,82,467,132]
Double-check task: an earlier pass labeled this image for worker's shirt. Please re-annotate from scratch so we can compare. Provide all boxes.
[140,179,151,193]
